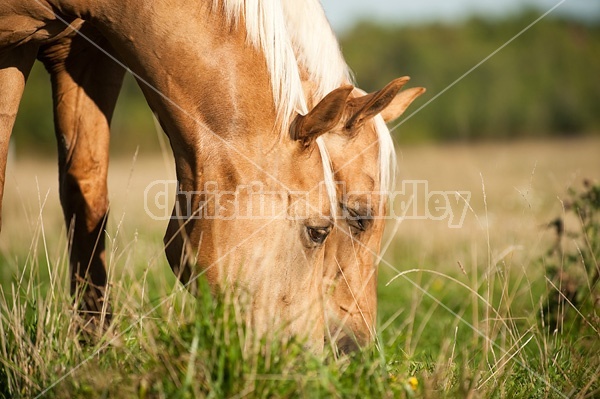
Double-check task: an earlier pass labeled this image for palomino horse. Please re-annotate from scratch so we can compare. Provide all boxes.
[0,0,424,352]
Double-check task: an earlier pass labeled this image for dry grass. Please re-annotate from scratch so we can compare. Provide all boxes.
[383,136,600,263]
[1,148,175,249]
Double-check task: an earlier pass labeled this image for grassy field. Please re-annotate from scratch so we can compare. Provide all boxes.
[0,137,599,398]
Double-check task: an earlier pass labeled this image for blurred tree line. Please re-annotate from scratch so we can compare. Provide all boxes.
[10,10,600,155]
[341,11,600,142]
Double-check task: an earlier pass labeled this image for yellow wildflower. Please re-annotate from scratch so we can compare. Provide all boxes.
[408,376,418,391]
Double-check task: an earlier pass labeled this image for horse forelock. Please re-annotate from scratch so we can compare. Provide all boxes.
[373,115,397,195]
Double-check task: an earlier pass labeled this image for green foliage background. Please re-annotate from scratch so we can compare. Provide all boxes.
[11,11,600,154]
[341,11,600,142]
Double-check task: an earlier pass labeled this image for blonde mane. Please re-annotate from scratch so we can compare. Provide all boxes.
[214,0,396,203]
[213,0,308,122]
[281,1,353,100]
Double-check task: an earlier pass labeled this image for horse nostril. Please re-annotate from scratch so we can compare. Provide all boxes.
[336,335,359,355]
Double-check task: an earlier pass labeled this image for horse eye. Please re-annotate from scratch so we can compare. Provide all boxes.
[306,226,331,245]
[345,207,371,235]
[347,217,367,235]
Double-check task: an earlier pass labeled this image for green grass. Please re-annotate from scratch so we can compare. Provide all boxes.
[1,139,599,398]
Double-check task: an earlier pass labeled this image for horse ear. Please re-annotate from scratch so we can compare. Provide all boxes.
[346,77,425,129]
[379,87,426,123]
[291,85,354,147]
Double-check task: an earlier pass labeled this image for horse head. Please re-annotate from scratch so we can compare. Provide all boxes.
[292,77,425,353]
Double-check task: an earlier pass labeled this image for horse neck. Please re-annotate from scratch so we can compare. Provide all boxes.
[81,1,276,149]
[70,0,279,185]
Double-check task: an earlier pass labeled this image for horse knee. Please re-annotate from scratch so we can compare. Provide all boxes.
[60,171,108,230]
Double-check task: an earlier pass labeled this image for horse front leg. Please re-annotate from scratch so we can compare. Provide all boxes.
[38,23,125,334]
[0,45,38,231]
